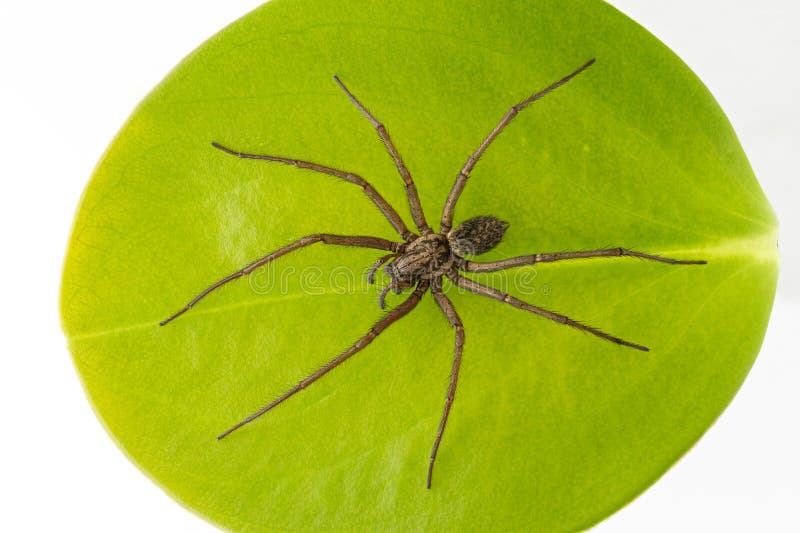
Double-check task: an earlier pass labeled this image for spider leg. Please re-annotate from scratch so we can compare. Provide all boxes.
[217,280,430,440]
[160,234,405,326]
[333,75,432,236]
[211,142,415,242]
[367,253,399,284]
[457,248,706,273]
[440,59,596,233]
[428,279,465,489]
[448,271,648,351]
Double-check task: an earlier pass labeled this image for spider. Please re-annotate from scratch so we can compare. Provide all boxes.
[160,58,706,489]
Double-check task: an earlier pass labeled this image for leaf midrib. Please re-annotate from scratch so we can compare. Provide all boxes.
[66,232,777,342]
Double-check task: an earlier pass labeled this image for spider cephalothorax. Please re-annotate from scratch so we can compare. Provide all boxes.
[161,58,706,488]
[386,232,453,286]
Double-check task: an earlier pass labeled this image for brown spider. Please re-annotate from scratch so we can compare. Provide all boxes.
[160,58,705,488]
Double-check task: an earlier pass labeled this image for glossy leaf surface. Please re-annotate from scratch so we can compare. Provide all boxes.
[61,0,778,530]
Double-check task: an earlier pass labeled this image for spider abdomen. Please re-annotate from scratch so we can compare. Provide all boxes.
[448,215,509,256]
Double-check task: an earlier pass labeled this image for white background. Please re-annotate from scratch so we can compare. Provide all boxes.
[1,1,797,531]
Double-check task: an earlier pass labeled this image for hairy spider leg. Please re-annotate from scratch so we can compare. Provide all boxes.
[211,142,415,242]
[159,234,405,326]
[333,75,433,236]
[428,282,465,489]
[458,247,707,272]
[217,280,431,440]
[448,271,648,351]
[440,58,596,233]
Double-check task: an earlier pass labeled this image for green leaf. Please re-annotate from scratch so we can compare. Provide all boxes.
[60,0,778,531]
